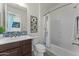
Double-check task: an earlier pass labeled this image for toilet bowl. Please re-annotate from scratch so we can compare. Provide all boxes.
[34,44,46,56]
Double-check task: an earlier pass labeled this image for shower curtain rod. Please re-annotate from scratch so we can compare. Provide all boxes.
[43,3,72,16]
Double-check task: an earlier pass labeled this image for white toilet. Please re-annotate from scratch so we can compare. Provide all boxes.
[34,43,46,56]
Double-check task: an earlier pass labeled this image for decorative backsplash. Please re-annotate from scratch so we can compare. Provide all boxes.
[3,31,27,37]
[30,15,38,33]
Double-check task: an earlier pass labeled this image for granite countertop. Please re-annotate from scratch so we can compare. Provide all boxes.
[0,35,34,45]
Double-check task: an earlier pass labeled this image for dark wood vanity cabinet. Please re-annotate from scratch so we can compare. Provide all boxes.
[0,39,32,56]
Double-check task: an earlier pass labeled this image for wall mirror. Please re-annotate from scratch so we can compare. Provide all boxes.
[0,3,27,33]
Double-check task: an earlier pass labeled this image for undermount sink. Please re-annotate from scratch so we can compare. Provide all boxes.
[0,37,11,40]
[0,35,33,45]
[0,35,31,40]
[16,35,31,40]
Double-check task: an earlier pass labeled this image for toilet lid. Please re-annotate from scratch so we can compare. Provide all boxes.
[35,44,45,49]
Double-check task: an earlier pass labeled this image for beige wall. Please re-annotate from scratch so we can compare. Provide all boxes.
[26,3,42,44]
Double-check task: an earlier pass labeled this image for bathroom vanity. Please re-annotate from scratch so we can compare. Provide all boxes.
[0,3,33,56]
[0,36,33,56]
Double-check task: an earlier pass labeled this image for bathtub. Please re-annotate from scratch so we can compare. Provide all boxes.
[46,44,76,56]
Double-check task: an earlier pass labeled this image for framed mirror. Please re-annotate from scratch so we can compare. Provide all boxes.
[4,3,27,32]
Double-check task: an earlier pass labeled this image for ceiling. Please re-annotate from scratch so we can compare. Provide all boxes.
[40,3,59,13]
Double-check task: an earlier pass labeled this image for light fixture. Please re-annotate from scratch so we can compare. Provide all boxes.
[73,4,79,8]
[16,3,26,7]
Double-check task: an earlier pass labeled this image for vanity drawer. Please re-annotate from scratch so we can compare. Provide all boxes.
[0,42,19,52]
[22,39,32,45]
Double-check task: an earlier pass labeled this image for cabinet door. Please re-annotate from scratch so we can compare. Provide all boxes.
[0,42,19,52]
[22,45,32,56]
[22,39,32,56]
